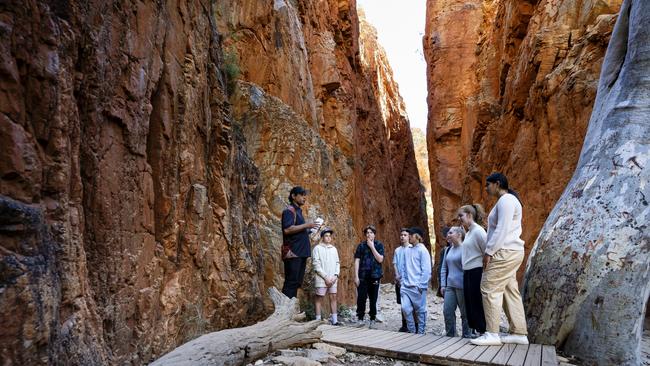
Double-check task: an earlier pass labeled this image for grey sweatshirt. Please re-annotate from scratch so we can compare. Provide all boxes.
[440,245,463,289]
[402,243,432,290]
[462,222,487,270]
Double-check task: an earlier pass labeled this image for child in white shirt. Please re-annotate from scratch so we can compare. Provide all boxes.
[312,228,341,325]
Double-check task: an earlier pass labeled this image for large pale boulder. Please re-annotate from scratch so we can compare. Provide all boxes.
[523,0,650,364]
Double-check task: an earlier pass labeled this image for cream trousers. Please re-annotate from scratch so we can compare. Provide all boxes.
[480,249,528,335]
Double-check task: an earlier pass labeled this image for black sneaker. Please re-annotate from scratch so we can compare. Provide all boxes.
[398,327,408,332]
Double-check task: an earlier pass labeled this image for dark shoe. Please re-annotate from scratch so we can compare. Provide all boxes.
[398,327,408,333]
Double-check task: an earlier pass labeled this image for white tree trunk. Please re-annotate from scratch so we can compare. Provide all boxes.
[523,1,650,365]
[150,287,322,366]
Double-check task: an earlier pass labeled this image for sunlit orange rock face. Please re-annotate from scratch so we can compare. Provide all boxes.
[0,0,425,364]
[219,0,428,296]
[424,0,622,278]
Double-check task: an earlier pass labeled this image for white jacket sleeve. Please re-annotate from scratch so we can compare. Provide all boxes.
[486,196,515,256]
[478,228,487,254]
[335,249,340,276]
[312,246,327,279]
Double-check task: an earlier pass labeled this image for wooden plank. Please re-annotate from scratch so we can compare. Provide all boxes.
[523,344,542,366]
[325,328,377,343]
[361,330,404,347]
[450,343,485,362]
[377,332,413,349]
[384,333,423,351]
[422,336,463,356]
[321,324,361,335]
[490,343,517,365]
[475,345,502,364]
[411,334,453,354]
[506,344,529,366]
[437,337,471,358]
[325,331,422,363]
[399,335,443,353]
[320,325,358,337]
[321,327,367,342]
[541,345,558,366]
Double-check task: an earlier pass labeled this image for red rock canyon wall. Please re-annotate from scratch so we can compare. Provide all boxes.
[0,0,426,364]
[424,0,623,278]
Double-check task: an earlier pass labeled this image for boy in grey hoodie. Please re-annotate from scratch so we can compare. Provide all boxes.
[400,227,432,334]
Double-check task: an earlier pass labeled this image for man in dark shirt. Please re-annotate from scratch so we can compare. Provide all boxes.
[281,186,318,298]
[353,224,385,328]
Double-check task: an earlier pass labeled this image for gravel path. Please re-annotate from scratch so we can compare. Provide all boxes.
[338,283,469,336]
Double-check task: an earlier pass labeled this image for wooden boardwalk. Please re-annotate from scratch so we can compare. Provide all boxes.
[319,324,558,365]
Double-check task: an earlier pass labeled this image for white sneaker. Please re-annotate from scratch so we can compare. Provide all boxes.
[501,334,529,344]
[368,320,376,329]
[470,332,502,346]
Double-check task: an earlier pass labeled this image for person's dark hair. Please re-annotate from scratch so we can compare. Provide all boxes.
[363,224,377,234]
[486,172,522,205]
[459,204,486,227]
[441,226,451,238]
[288,186,307,203]
[400,227,410,234]
[407,227,425,239]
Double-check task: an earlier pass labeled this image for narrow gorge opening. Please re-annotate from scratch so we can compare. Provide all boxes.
[357,0,436,247]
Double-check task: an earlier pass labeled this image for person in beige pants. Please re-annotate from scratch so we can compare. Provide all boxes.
[471,173,529,346]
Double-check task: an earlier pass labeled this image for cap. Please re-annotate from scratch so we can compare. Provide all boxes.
[320,227,334,237]
[289,186,308,196]
[407,227,424,238]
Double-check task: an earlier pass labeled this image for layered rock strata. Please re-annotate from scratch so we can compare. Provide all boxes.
[0,0,426,364]
[424,0,623,277]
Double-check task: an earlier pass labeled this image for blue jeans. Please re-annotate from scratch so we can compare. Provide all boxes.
[401,286,427,334]
[443,287,470,337]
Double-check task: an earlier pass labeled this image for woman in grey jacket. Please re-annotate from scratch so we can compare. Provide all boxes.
[441,226,470,337]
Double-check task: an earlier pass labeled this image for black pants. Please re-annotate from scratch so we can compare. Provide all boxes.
[357,278,380,320]
[282,257,307,298]
[464,267,486,333]
[395,282,402,304]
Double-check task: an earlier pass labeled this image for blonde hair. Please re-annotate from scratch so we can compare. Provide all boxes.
[450,226,466,241]
[459,203,486,227]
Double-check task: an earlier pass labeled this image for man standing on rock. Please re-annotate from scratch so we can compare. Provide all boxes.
[281,186,319,298]
[401,227,432,334]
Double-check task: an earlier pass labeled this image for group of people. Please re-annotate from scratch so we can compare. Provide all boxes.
[279,172,530,346]
[437,173,529,345]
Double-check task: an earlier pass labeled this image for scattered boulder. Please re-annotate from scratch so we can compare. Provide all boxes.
[312,343,346,357]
